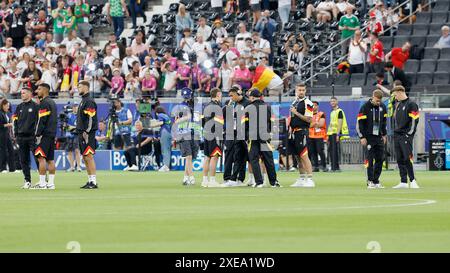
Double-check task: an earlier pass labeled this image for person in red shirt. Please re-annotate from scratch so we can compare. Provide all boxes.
[368,32,384,73]
[366,12,383,36]
[385,42,411,70]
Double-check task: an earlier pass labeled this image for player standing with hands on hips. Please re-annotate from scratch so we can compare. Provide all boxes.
[391,86,420,189]
[77,81,99,189]
[33,84,58,189]
[356,90,387,189]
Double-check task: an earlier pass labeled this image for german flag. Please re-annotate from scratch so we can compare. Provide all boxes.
[357,113,367,120]
[213,116,224,125]
[210,147,222,157]
[364,159,369,168]
[306,105,313,116]
[84,108,96,117]
[252,66,276,92]
[12,114,18,122]
[38,109,51,118]
[408,111,419,120]
[34,147,47,158]
[300,147,308,157]
[83,146,95,156]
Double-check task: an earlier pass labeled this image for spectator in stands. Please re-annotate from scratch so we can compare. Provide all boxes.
[284,34,308,84]
[0,66,9,96]
[52,0,67,44]
[368,32,384,73]
[105,33,125,59]
[111,68,124,97]
[31,9,50,38]
[58,55,72,97]
[338,6,359,55]
[251,32,271,65]
[251,57,284,96]
[162,61,177,92]
[4,4,28,49]
[108,0,128,39]
[74,0,91,44]
[373,72,389,86]
[385,42,410,70]
[61,30,87,55]
[212,19,228,46]
[163,49,178,70]
[0,37,17,67]
[176,59,191,90]
[122,47,140,76]
[235,23,252,55]
[0,2,11,46]
[131,30,149,64]
[141,70,157,96]
[211,0,224,15]
[434,25,450,49]
[129,0,147,29]
[384,62,410,94]
[232,58,253,91]
[336,0,355,16]
[255,10,276,62]
[20,60,42,92]
[63,6,77,38]
[192,34,213,65]
[218,41,238,68]
[176,4,194,47]
[278,0,292,30]
[71,54,84,96]
[180,28,195,54]
[385,6,400,34]
[103,46,115,68]
[217,60,233,93]
[124,73,141,99]
[140,55,160,80]
[305,0,339,23]
[18,36,35,58]
[99,65,113,96]
[37,61,56,94]
[240,37,254,65]
[250,0,262,28]
[197,17,212,42]
[6,59,20,98]
[348,30,366,74]
[366,11,383,36]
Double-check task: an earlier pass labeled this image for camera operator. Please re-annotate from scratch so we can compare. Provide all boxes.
[111,99,133,150]
[123,120,154,171]
[63,103,82,172]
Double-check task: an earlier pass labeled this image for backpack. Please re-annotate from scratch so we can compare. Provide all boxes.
[409,45,424,60]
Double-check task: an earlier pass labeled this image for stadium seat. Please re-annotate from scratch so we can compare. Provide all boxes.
[424,47,440,59]
[405,72,417,85]
[426,36,441,47]
[404,60,420,73]
[412,24,429,36]
[420,59,437,72]
[397,24,412,35]
[410,36,427,48]
[415,72,433,85]
[434,1,450,12]
[415,12,431,23]
[315,73,332,87]
[431,11,449,23]
[379,36,393,50]
[436,59,450,71]
[393,36,409,48]
[333,73,350,86]
[433,71,450,84]
[349,73,366,87]
[440,48,450,59]
[429,24,444,36]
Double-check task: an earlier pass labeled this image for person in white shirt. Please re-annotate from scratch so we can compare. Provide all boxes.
[196,17,212,42]
[161,61,177,91]
[122,47,140,76]
[284,33,308,87]
[139,55,160,80]
[251,32,271,65]
[36,60,57,93]
[348,30,366,74]
[336,0,355,15]
[192,34,213,65]
[278,0,292,30]
[235,23,252,54]
[180,28,195,54]
[305,0,339,22]
[61,30,87,55]
[103,45,116,68]
[0,37,18,67]
[217,61,233,93]
[18,36,35,58]
[217,42,238,68]
[212,19,228,45]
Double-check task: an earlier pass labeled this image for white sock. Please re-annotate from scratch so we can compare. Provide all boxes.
[184,175,189,181]
[89,175,97,185]
[189,176,195,181]
[210,176,216,183]
[249,174,254,182]
[39,175,47,186]
[48,174,55,185]
[203,176,209,183]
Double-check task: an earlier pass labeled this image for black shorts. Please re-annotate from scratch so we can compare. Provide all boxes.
[204,139,222,158]
[293,130,309,157]
[79,133,97,156]
[35,136,56,161]
[114,134,131,149]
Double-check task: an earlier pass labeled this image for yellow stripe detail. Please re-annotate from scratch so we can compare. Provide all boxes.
[357,115,367,121]
[408,113,419,120]
[38,111,51,118]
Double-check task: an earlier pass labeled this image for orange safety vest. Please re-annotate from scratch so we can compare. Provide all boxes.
[309,111,327,140]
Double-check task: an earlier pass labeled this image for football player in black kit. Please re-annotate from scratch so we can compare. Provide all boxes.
[33,84,57,189]
[77,81,99,189]
[13,88,39,189]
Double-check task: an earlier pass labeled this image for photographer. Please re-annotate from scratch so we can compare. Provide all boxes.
[111,99,133,150]
[63,103,82,172]
[123,120,154,171]
[284,34,308,87]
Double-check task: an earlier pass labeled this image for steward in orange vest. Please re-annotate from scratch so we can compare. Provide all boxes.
[308,101,328,172]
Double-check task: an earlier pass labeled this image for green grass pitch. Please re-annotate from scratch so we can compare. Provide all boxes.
[0,170,449,253]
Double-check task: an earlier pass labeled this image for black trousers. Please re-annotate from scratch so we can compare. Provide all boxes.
[394,134,415,183]
[248,140,277,185]
[124,145,152,167]
[231,140,247,182]
[349,64,364,74]
[365,136,384,184]
[0,133,15,172]
[223,140,235,181]
[328,134,340,171]
[17,136,35,182]
[309,138,326,170]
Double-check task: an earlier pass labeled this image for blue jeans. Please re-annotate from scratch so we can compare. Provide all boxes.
[129,0,147,27]
[278,5,291,29]
[112,16,124,39]
[160,129,172,168]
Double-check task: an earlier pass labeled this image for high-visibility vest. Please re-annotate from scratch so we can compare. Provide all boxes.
[327,108,350,140]
[309,111,327,139]
[387,93,395,117]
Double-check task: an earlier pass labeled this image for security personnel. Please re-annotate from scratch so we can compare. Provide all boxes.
[391,85,420,189]
[77,81,99,189]
[202,88,224,188]
[356,90,387,189]
[327,97,349,172]
[12,88,38,189]
[289,83,315,188]
[33,83,58,189]
[65,103,82,172]
[223,85,250,187]
[308,101,327,172]
[244,88,280,188]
